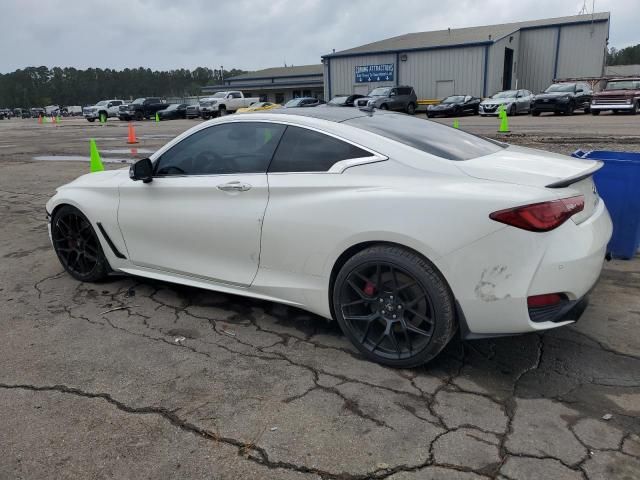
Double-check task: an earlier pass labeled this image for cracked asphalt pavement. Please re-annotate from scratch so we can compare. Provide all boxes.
[1,117,639,479]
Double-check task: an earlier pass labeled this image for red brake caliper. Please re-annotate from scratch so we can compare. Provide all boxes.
[363,281,376,297]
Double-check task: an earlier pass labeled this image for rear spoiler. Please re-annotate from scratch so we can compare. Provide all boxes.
[545,161,603,188]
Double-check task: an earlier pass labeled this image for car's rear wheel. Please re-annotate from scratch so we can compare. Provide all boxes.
[333,245,456,368]
[51,205,110,282]
[591,110,601,115]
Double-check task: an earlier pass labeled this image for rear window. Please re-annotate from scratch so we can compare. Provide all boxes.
[346,114,505,161]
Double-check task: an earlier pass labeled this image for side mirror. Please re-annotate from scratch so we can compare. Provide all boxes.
[129,158,153,183]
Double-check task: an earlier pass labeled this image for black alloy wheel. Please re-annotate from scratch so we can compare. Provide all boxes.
[52,205,110,282]
[333,245,455,367]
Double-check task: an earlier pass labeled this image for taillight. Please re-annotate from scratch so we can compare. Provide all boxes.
[527,293,564,308]
[489,196,584,232]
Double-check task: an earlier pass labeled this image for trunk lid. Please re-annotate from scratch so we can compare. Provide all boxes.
[457,145,602,223]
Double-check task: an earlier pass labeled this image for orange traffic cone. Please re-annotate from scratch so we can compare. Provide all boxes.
[127,122,138,144]
[38,115,42,124]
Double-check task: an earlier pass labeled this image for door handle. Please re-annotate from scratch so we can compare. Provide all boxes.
[217,181,252,192]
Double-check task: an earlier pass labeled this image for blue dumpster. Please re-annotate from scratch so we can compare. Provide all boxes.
[572,149,640,259]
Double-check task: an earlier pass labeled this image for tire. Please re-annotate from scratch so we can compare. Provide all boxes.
[51,205,111,283]
[584,106,590,114]
[591,110,601,116]
[379,104,388,110]
[631,102,639,115]
[426,113,433,118]
[87,118,95,123]
[332,245,456,368]
[566,103,575,115]
[406,103,416,115]
[532,110,540,116]
[219,106,227,116]
[509,104,516,116]
[135,111,143,121]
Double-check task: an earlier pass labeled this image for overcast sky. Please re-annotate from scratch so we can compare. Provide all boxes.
[1,0,637,73]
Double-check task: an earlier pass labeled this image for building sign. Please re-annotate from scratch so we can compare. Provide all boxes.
[355,64,395,83]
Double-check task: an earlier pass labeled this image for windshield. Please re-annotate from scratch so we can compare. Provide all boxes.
[442,96,465,104]
[369,87,391,97]
[95,101,108,106]
[492,91,517,99]
[329,96,348,104]
[605,80,640,90]
[545,84,575,93]
[212,92,226,98]
[132,98,145,104]
[285,99,303,107]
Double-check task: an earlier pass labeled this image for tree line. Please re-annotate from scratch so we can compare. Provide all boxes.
[607,44,640,66]
[0,66,248,108]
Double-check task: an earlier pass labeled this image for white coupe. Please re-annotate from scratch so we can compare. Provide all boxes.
[46,108,612,367]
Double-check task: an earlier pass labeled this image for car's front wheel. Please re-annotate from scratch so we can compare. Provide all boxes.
[51,205,110,282]
[406,103,416,115]
[333,245,456,368]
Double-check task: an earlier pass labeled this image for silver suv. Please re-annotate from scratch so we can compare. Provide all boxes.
[355,86,418,114]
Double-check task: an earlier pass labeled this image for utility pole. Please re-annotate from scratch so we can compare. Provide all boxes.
[220,65,224,85]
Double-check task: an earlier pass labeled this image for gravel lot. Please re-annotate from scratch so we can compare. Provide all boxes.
[1,115,639,479]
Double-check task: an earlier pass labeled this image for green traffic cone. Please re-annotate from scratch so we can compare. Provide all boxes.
[57,115,61,123]
[155,112,160,123]
[498,106,510,133]
[453,119,459,129]
[89,139,105,172]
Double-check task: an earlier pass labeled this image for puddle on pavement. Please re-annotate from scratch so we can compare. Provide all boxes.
[101,148,154,154]
[139,134,174,139]
[0,144,17,148]
[33,155,134,164]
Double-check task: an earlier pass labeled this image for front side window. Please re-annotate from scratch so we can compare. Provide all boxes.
[155,122,286,176]
[269,126,372,173]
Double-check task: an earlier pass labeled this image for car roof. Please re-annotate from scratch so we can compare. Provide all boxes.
[265,106,377,123]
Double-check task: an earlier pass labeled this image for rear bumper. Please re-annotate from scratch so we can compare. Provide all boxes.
[532,103,569,112]
[445,199,612,337]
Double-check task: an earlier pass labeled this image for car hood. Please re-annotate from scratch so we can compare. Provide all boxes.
[58,169,129,190]
[457,145,600,188]
[481,98,516,105]
[535,92,574,99]
[430,103,457,109]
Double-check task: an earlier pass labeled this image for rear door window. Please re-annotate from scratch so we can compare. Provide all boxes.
[269,126,373,173]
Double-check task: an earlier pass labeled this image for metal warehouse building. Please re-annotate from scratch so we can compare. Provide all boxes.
[322,12,610,101]
[202,64,324,104]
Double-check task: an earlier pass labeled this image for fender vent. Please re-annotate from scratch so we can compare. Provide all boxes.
[96,222,126,259]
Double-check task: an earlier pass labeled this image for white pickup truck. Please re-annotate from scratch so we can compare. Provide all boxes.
[199,91,259,119]
[83,99,125,122]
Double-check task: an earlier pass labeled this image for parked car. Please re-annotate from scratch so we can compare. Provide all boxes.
[45,105,61,116]
[284,97,322,108]
[185,103,201,119]
[590,78,640,115]
[157,103,188,120]
[199,91,260,119]
[354,86,418,114]
[427,95,481,117]
[327,94,365,107]
[479,89,534,116]
[0,109,9,119]
[532,82,592,116]
[236,102,281,113]
[46,107,612,368]
[30,107,45,118]
[65,105,83,117]
[118,98,168,121]
[13,108,28,118]
[83,100,125,122]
